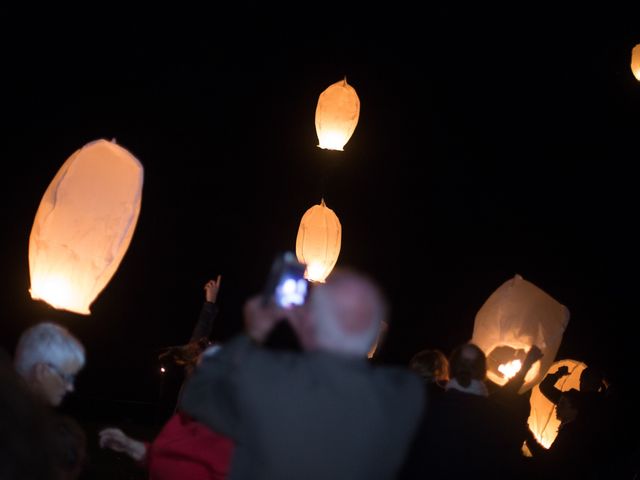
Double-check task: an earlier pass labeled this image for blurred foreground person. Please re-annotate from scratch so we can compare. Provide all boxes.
[181,268,424,480]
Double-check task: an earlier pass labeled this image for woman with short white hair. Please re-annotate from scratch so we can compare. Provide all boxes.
[14,322,85,407]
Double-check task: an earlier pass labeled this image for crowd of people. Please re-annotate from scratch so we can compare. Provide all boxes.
[1,263,637,479]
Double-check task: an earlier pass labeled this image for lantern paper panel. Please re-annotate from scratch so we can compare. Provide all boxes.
[471,274,570,393]
[295,199,341,283]
[527,359,587,448]
[632,44,640,81]
[29,139,144,314]
[315,78,360,151]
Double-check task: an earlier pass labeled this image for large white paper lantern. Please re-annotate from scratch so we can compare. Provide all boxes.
[29,139,144,314]
[471,275,570,393]
[295,199,341,283]
[632,44,640,81]
[315,78,360,151]
[527,359,587,448]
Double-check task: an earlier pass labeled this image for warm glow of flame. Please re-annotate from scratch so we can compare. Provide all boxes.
[30,275,83,313]
[318,131,347,151]
[498,359,523,379]
[306,262,327,283]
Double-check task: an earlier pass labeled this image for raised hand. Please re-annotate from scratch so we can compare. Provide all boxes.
[204,274,222,303]
[524,345,544,366]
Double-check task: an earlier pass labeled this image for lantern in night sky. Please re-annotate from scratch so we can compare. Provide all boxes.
[471,275,570,393]
[315,78,360,151]
[295,199,341,283]
[632,44,640,81]
[29,139,144,314]
[527,359,587,448]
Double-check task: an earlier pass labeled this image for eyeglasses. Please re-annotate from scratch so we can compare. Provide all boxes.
[46,363,76,386]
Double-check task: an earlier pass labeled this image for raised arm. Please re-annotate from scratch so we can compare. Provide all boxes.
[502,345,544,396]
[539,365,570,405]
[189,275,222,343]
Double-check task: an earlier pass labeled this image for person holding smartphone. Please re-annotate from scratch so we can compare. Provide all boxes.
[180,263,424,480]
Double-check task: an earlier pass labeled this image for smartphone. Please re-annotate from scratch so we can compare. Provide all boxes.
[263,252,308,308]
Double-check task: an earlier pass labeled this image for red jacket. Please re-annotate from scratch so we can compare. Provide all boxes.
[145,411,233,480]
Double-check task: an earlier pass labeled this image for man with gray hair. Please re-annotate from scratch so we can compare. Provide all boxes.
[14,322,85,407]
[181,267,424,480]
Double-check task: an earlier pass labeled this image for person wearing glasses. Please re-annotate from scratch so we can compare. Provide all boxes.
[12,321,87,478]
[14,321,85,407]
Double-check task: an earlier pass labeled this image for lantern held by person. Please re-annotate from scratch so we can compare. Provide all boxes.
[471,274,570,393]
[527,359,587,448]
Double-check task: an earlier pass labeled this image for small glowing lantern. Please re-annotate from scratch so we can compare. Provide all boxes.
[295,199,341,283]
[29,139,144,314]
[315,78,360,151]
[471,274,570,393]
[527,359,587,448]
[632,44,640,81]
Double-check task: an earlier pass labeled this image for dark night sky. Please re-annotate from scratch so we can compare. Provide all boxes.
[0,5,638,425]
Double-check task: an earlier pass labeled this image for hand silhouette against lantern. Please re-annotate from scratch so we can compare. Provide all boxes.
[524,345,544,369]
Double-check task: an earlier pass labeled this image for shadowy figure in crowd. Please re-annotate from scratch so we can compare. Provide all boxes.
[159,275,222,380]
[99,276,234,480]
[401,342,534,479]
[525,389,600,478]
[158,275,224,409]
[180,267,425,480]
[524,363,615,478]
[13,322,87,479]
[490,345,544,461]
[409,348,449,400]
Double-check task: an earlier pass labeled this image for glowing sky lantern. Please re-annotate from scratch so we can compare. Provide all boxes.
[527,359,587,448]
[29,139,144,314]
[632,44,640,81]
[295,199,341,283]
[471,274,570,393]
[315,78,360,151]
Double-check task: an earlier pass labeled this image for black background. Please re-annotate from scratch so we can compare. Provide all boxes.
[1,3,638,452]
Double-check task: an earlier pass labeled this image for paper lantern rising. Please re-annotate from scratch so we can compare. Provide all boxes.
[632,44,640,81]
[29,139,144,314]
[471,275,570,393]
[315,78,360,151]
[295,199,341,283]
[527,359,587,448]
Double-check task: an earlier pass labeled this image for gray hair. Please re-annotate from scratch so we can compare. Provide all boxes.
[310,269,387,357]
[14,322,85,377]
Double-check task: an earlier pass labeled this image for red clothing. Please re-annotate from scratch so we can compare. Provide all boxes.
[145,411,233,480]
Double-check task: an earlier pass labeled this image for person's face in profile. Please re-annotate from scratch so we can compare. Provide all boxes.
[36,359,81,406]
